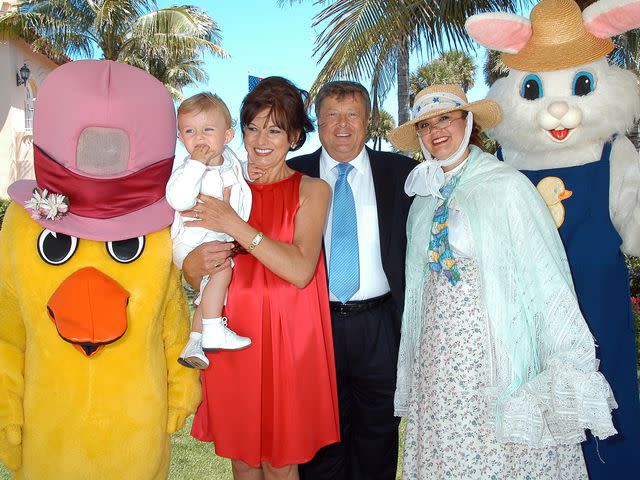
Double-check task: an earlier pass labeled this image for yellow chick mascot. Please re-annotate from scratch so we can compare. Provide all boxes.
[0,60,200,479]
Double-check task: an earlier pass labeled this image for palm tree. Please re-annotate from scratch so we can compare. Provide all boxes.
[610,30,640,74]
[0,0,227,99]
[483,49,509,87]
[367,109,395,150]
[410,50,475,105]
[609,29,640,149]
[575,0,597,8]
[283,1,529,125]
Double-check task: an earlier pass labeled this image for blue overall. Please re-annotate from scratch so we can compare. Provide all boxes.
[498,143,640,479]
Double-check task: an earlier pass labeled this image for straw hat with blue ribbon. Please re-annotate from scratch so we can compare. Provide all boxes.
[388,84,502,152]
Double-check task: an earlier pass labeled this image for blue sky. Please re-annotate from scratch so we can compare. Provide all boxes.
[160,0,494,159]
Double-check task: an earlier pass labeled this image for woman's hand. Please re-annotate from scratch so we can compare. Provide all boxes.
[247,163,266,182]
[182,189,243,236]
[225,175,330,289]
[181,241,233,289]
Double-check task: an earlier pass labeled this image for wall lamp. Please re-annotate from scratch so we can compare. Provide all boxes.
[16,63,30,86]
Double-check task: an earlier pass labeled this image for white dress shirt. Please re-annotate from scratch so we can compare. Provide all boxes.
[320,147,391,301]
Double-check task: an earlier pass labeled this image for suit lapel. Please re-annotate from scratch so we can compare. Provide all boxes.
[294,148,321,178]
[368,148,393,260]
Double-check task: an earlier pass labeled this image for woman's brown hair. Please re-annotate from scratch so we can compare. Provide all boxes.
[463,111,486,151]
[240,76,314,151]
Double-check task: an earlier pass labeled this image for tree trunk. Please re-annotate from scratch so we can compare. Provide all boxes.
[397,37,410,125]
[575,0,597,9]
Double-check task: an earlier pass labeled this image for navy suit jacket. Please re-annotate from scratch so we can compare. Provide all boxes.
[288,147,417,335]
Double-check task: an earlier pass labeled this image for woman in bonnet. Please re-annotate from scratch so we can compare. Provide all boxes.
[388,84,617,479]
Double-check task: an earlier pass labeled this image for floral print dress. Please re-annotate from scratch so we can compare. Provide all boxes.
[402,259,588,480]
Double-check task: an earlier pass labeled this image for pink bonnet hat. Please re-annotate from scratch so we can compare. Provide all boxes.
[8,59,176,241]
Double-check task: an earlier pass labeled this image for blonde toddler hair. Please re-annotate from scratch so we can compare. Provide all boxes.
[178,92,232,128]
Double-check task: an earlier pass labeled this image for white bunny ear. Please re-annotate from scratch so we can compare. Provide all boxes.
[465,13,531,53]
[584,0,640,38]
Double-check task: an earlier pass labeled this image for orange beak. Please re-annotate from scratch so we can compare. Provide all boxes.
[47,267,129,357]
[559,189,573,200]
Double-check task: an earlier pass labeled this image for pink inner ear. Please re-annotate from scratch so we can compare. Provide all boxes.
[465,13,532,54]
[584,1,640,38]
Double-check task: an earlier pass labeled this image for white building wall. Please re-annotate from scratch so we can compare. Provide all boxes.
[0,2,61,197]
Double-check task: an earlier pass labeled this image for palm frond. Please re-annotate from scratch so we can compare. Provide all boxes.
[610,29,640,75]
[0,4,92,61]
[307,0,532,112]
[483,49,509,87]
[410,50,476,101]
[125,6,227,60]
[2,1,227,95]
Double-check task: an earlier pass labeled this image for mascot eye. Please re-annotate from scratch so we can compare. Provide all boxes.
[572,71,595,96]
[38,229,79,265]
[106,236,145,263]
[520,74,543,101]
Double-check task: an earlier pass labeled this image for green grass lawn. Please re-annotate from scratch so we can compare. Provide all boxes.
[168,416,232,479]
[0,418,405,479]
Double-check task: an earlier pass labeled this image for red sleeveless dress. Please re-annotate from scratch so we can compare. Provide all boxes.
[191,172,340,467]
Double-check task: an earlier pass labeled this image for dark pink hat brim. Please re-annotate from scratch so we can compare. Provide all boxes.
[8,179,174,241]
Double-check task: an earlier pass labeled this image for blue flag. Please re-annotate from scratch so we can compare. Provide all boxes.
[248,75,262,92]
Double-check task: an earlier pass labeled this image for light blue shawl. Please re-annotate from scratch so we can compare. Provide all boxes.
[395,146,617,446]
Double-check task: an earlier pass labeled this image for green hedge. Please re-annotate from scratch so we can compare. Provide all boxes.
[0,199,10,230]
[625,256,640,382]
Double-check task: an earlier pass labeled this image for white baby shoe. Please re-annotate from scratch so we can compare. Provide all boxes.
[201,317,251,351]
[178,332,210,369]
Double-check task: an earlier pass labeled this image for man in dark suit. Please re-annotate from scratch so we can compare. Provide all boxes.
[289,81,417,480]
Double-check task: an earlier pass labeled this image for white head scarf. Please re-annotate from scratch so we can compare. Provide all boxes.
[404,91,474,198]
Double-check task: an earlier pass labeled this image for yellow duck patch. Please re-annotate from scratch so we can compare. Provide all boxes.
[536,176,573,228]
[0,204,200,479]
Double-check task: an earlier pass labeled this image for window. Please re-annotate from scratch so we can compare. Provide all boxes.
[24,87,34,134]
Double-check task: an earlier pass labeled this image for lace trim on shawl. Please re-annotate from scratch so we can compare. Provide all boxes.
[489,286,618,446]
[495,367,617,446]
[395,191,433,417]
[394,260,429,417]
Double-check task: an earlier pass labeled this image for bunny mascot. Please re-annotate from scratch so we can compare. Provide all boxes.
[467,1,640,478]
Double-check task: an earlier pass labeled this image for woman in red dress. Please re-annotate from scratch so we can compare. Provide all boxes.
[181,76,339,480]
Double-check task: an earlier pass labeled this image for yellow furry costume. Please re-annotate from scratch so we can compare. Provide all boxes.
[0,60,200,479]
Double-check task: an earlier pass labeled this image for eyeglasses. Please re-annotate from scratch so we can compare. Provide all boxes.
[415,115,464,136]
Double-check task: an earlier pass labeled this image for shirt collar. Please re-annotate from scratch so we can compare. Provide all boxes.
[320,146,368,174]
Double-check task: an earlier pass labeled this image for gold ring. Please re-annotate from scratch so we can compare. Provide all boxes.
[213,262,221,268]
[195,212,199,220]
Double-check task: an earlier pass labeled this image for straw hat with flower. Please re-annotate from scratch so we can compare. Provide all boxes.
[388,84,502,152]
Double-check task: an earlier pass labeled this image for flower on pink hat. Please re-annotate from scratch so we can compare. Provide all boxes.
[24,188,70,221]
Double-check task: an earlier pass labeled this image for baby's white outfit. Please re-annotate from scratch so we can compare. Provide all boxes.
[167,146,252,299]
[166,147,252,367]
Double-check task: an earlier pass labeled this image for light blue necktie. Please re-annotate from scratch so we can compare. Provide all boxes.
[329,163,360,304]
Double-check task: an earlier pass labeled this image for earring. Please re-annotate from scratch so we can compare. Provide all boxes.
[290,142,296,149]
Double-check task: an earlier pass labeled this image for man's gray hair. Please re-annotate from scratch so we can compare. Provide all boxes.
[314,81,371,119]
